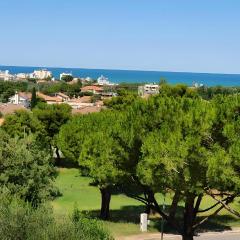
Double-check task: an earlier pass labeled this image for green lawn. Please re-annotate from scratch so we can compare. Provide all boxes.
[52,168,240,237]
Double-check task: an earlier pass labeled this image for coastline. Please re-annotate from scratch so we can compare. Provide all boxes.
[1,65,240,87]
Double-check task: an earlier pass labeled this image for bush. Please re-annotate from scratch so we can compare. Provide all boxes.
[0,132,57,206]
[0,194,113,240]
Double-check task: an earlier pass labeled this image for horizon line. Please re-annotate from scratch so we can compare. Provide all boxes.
[0,64,240,76]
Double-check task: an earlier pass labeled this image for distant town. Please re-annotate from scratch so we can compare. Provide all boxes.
[0,68,161,124]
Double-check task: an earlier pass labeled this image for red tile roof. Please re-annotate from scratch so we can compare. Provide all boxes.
[0,103,27,115]
[18,92,32,99]
[81,85,103,92]
[37,92,62,102]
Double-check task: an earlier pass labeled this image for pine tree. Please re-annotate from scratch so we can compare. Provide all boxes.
[31,87,37,109]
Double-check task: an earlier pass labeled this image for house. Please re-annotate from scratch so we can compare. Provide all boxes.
[0,103,28,126]
[55,92,70,102]
[9,92,32,108]
[101,92,118,99]
[37,92,63,104]
[138,84,160,97]
[0,103,27,115]
[67,96,93,109]
[81,85,103,94]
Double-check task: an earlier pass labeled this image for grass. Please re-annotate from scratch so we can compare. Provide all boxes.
[52,168,240,237]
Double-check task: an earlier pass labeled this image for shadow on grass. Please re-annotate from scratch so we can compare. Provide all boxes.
[196,214,237,233]
[82,205,238,234]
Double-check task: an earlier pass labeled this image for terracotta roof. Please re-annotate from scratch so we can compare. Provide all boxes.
[68,96,91,103]
[37,92,62,102]
[81,85,103,92]
[18,92,32,99]
[0,103,27,115]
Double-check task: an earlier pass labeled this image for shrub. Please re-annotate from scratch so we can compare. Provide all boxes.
[0,194,113,240]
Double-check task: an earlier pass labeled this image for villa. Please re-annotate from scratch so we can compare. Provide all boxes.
[9,92,32,108]
[81,85,103,94]
[138,83,160,97]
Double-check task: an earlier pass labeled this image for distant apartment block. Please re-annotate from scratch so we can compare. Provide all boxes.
[16,73,30,80]
[0,70,15,81]
[97,75,111,85]
[138,84,160,96]
[33,69,52,80]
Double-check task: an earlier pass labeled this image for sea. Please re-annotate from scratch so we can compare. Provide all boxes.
[1,65,240,87]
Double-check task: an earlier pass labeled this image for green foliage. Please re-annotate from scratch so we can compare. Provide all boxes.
[91,94,101,103]
[104,93,139,110]
[1,110,45,141]
[33,103,72,148]
[160,83,198,98]
[39,81,82,97]
[0,131,57,205]
[116,82,139,94]
[60,94,240,237]
[61,75,74,82]
[0,194,113,240]
[78,112,128,187]
[137,97,215,192]
[0,81,28,102]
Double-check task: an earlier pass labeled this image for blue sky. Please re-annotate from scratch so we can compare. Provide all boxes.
[0,0,239,73]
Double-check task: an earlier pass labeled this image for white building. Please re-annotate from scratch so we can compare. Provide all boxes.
[16,73,30,80]
[97,75,110,85]
[0,70,16,81]
[33,69,52,80]
[60,72,72,80]
[9,92,31,108]
[138,84,160,96]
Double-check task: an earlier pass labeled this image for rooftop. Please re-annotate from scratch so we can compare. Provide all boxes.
[81,85,103,92]
[0,103,27,115]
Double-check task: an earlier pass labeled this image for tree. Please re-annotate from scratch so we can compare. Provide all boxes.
[61,75,74,82]
[58,111,128,220]
[0,81,28,103]
[0,130,57,206]
[100,95,240,239]
[59,94,240,237]
[33,103,72,159]
[30,87,37,109]
[1,110,45,142]
[134,96,240,240]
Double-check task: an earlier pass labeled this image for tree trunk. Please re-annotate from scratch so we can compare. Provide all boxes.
[182,234,194,240]
[55,147,61,161]
[169,191,180,221]
[182,194,196,240]
[100,187,111,220]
